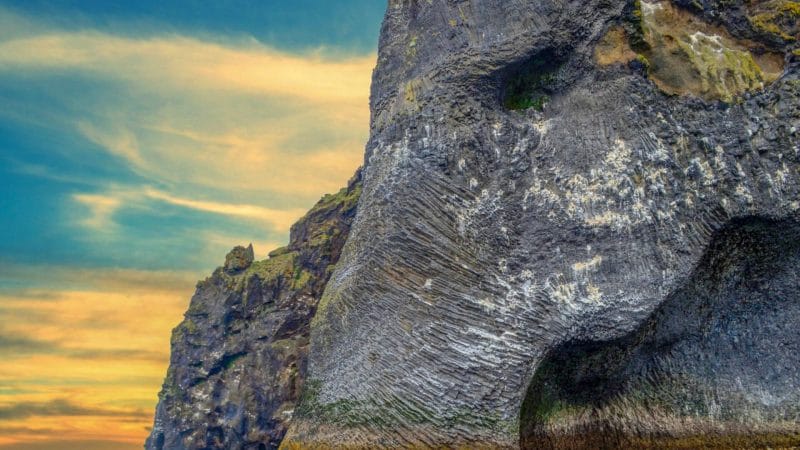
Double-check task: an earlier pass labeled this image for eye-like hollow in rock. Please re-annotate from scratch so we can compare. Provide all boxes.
[500,49,566,112]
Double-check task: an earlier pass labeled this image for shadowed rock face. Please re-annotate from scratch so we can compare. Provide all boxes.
[520,216,800,449]
[145,172,361,450]
[283,0,800,448]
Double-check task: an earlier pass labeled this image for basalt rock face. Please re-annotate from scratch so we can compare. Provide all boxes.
[283,0,800,448]
[520,217,800,449]
[146,172,361,450]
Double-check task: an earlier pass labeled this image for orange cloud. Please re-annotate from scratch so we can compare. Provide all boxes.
[0,267,195,447]
[143,188,307,231]
[0,19,376,196]
[0,32,375,105]
[0,6,371,243]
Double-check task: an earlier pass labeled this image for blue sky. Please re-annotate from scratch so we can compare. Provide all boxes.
[1,0,384,52]
[0,1,384,448]
[0,0,384,272]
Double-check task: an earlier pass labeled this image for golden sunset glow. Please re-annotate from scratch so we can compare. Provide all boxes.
[0,1,381,447]
[0,268,196,447]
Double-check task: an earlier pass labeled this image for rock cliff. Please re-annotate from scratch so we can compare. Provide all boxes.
[146,172,361,449]
[150,0,800,449]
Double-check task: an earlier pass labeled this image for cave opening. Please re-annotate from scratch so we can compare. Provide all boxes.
[500,49,565,111]
[519,216,800,449]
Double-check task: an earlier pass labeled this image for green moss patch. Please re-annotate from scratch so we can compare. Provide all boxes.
[503,51,561,111]
[291,269,313,291]
[635,0,785,102]
[268,246,292,258]
[749,0,800,43]
[245,251,298,283]
[170,318,199,345]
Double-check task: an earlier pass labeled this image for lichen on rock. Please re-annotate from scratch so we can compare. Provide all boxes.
[595,26,638,66]
[598,0,787,102]
[748,0,800,43]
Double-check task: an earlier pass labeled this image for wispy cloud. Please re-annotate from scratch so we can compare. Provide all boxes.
[71,193,123,233]
[0,6,370,268]
[0,4,374,447]
[0,439,141,450]
[143,188,307,231]
[0,335,51,355]
[0,28,374,104]
[0,399,148,420]
[69,185,307,238]
[0,331,167,362]
[0,263,201,295]
[0,266,193,445]
[0,9,371,198]
[76,122,146,169]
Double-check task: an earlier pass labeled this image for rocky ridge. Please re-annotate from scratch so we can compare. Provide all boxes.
[146,172,361,450]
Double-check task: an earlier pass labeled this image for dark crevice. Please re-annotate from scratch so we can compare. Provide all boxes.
[207,352,247,378]
[499,49,567,111]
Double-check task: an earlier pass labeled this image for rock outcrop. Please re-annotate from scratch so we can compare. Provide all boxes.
[146,172,361,450]
[150,0,800,449]
[285,0,799,447]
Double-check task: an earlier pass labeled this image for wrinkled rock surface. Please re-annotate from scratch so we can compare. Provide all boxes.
[146,172,361,450]
[285,0,800,448]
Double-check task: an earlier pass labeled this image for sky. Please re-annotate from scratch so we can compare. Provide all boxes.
[0,1,384,448]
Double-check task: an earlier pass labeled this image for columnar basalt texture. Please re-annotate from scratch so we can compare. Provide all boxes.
[520,217,800,449]
[284,0,800,448]
[146,172,361,450]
